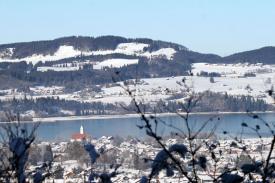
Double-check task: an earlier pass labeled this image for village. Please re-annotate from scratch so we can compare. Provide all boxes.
[24,125,272,183]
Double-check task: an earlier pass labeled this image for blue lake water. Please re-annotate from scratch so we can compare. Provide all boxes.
[2,113,275,141]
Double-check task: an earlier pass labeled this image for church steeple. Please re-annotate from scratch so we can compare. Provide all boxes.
[71,124,88,142]
[80,125,84,134]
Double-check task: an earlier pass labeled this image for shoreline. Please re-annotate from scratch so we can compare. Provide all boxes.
[1,111,274,124]
[31,110,275,123]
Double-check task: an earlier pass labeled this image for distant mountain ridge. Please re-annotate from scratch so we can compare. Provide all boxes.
[223,46,275,64]
[0,36,187,59]
[0,35,274,64]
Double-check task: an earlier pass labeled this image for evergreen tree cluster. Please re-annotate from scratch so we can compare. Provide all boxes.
[156,91,271,113]
[0,97,117,119]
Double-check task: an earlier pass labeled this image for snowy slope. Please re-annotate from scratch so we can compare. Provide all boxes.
[142,48,177,60]
[116,42,149,54]
[37,66,80,72]
[91,43,176,60]
[87,63,275,105]
[0,43,177,64]
[93,59,139,69]
[192,63,274,76]
[2,62,275,105]
[0,46,83,64]
[0,48,14,58]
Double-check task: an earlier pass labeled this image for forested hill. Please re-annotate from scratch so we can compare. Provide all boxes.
[0,36,274,89]
[0,36,221,88]
[0,36,274,64]
[0,35,222,65]
[0,36,274,117]
[223,46,275,64]
[0,36,186,59]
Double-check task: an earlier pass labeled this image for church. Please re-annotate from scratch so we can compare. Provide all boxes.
[71,125,89,142]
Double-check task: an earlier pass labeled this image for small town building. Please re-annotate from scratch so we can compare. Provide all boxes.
[71,125,89,142]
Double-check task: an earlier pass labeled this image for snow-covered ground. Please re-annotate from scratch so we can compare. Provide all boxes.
[87,63,275,105]
[85,43,176,60]
[37,66,80,72]
[0,63,274,107]
[0,43,177,64]
[93,58,139,69]
[192,62,275,77]
[0,86,67,101]
[116,42,149,54]
[22,136,274,182]
[0,47,14,58]
[0,46,83,65]
[141,48,176,60]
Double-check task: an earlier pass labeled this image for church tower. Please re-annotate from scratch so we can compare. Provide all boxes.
[80,125,84,135]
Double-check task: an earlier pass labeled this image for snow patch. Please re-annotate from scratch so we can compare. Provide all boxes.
[37,66,80,72]
[22,46,82,64]
[93,58,139,69]
[192,63,275,77]
[0,48,14,58]
[92,43,177,60]
[143,48,176,60]
[116,42,149,54]
[0,43,177,64]
[0,46,84,64]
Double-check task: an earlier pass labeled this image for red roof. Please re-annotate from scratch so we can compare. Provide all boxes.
[71,133,88,140]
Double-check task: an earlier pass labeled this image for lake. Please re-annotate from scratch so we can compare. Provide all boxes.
[2,113,275,141]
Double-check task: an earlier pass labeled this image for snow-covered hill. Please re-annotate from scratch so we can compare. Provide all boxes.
[1,36,275,66]
[0,36,274,115]
[2,63,274,106]
[0,44,177,65]
[0,36,183,65]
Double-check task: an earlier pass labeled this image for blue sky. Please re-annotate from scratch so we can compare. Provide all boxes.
[0,0,274,56]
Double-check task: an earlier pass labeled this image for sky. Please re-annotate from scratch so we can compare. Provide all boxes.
[0,0,274,56]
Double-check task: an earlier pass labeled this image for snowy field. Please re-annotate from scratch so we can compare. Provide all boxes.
[0,63,274,107]
[93,58,139,69]
[90,63,275,105]
[192,63,275,77]
[0,43,176,64]
[37,66,80,72]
